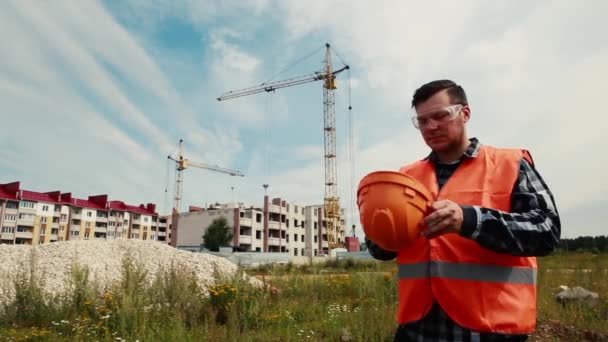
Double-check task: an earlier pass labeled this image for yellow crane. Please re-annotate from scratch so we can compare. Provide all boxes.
[217,43,349,251]
[167,139,244,212]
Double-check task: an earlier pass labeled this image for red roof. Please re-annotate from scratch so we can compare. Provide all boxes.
[0,181,157,215]
[109,201,157,216]
[0,182,20,201]
[21,190,61,203]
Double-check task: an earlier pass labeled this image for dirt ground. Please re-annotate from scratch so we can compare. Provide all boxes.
[529,320,608,341]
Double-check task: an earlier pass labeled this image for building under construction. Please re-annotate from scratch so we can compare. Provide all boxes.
[169,195,360,257]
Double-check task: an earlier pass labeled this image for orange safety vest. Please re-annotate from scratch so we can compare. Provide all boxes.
[396,144,538,334]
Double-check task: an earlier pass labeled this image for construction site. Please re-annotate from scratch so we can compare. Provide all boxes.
[2,1,606,339]
[164,43,362,259]
[0,43,361,259]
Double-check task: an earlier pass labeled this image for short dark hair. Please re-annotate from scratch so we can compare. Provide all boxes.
[411,79,468,108]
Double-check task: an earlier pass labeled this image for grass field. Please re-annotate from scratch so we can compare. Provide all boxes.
[0,252,605,341]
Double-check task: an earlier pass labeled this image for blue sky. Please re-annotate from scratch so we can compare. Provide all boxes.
[1,0,607,238]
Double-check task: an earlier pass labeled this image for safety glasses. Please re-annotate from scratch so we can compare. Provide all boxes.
[411,104,464,129]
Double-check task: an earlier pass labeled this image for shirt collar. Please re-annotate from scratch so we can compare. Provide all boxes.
[425,137,481,164]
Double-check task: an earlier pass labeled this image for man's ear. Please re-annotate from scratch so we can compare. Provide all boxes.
[462,106,471,123]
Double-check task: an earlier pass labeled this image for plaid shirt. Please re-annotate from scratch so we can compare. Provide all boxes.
[366,138,561,341]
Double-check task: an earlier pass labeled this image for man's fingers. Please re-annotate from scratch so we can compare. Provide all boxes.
[431,200,450,210]
[423,208,450,227]
[422,219,451,238]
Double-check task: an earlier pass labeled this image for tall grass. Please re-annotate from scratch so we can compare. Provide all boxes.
[0,252,605,341]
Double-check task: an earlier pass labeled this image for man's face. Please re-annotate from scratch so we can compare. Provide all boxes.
[413,89,470,152]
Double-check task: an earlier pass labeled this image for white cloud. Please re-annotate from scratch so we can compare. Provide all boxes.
[2,0,606,240]
[268,0,608,237]
[0,0,245,212]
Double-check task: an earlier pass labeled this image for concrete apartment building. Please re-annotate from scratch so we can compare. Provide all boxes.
[0,181,170,245]
[171,195,347,257]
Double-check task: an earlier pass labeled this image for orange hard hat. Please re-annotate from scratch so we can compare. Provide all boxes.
[357,171,433,252]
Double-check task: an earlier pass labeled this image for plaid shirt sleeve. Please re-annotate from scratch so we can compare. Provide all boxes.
[459,158,561,256]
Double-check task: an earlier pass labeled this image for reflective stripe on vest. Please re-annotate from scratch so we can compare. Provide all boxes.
[398,261,537,285]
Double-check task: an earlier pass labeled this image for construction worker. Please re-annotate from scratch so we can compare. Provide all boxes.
[366,80,561,341]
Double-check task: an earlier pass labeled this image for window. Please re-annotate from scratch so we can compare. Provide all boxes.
[61,214,67,222]
[293,234,297,242]
[20,201,35,209]
[2,227,14,233]
[301,235,305,242]
[40,228,46,235]
[294,248,298,256]
[314,236,318,243]
[4,214,16,221]
[6,202,18,209]
[42,205,49,212]
[87,212,92,217]
[256,213,262,223]
[84,232,90,239]
[18,213,35,221]
[301,249,305,256]
[86,222,91,228]
[144,217,149,222]
[41,217,47,223]
[256,231,261,239]
[71,231,79,237]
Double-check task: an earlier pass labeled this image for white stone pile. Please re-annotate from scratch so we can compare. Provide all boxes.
[0,239,260,305]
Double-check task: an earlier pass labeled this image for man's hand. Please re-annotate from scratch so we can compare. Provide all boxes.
[420,200,464,239]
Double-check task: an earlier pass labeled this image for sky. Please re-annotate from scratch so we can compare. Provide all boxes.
[1,0,607,238]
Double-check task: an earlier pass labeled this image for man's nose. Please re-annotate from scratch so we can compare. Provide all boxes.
[423,119,439,130]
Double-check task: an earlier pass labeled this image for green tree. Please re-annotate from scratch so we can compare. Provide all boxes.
[202,217,233,252]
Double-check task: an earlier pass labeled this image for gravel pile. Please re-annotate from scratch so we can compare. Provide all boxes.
[0,239,259,304]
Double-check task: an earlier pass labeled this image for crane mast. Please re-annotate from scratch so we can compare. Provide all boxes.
[322,46,341,250]
[217,43,349,252]
[168,139,244,212]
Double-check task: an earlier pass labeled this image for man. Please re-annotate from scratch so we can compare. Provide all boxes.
[366,80,561,342]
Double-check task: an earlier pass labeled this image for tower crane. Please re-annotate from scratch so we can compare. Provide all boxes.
[217,43,349,251]
[167,139,244,212]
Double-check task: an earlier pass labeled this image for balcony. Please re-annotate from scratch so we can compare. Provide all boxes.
[96,216,108,223]
[322,241,329,248]
[1,233,14,240]
[158,231,166,237]
[268,237,280,246]
[17,218,34,226]
[54,211,61,218]
[50,234,58,241]
[268,221,280,230]
[52,223,60,229]
[71,213,82,220]
[239,235,252,244]
[239,217,252,227]
[70,225,81,231]
[15,231,33,239]
[95,227,108,234]
[159,222,167,228]
[268,204,282,213]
